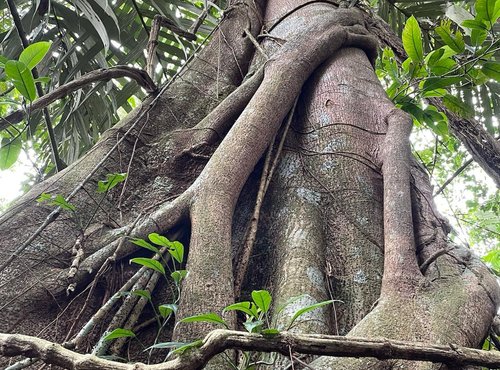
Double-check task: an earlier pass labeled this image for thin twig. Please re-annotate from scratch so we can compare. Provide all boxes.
[433,158,473,197]
[244,28,268,59]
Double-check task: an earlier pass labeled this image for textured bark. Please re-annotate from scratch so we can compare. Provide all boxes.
[0,1,499,369]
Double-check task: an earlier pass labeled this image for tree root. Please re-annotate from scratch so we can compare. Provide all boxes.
[172,13,379,342]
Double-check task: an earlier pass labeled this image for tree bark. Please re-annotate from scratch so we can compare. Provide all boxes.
[0,1,498,369]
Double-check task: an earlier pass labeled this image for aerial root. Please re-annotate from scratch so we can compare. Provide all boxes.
[381,108,422,295]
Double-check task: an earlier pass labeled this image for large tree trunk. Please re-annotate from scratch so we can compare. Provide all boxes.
[0,0,498,369]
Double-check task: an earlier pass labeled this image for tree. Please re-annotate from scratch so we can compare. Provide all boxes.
[0,0,499,369]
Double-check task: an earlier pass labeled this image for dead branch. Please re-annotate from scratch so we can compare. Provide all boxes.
[2,330,500,369]
[1,66,157,130]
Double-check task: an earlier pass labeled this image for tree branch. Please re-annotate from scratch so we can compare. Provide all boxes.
[2,330,500,369]
[0,66,157,130]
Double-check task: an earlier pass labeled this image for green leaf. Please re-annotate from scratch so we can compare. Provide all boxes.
[130,238,159,253]
[427,48,445,66]
[422,88,447,98]
[179,313,228,328]
[461,19,488,30]
[224,301,259,319]
[132,289,151,300]
[251,290,272,313]
[243,319,263,333]
[19,41,51,70]
[148,232,171,247]
[435,21,465,53]
[130,257,165,275]
[421,76,462,91]
[97,172,127,193]
[471,28,488,46]
[402,16,424,63]
[482,62,500,82]
[169,241,184,263]
[0,137,22,170]
[104,328,135,341]
[288,300,335,329]
[475,0,500,24]
[159,304,178,318]
[429,58,456,76]
[171,270,188,285]
[442,93,474,118]
[5,60,36,101]
[483,249,500,272]
[36,193,76,211]
[0,55,7,67]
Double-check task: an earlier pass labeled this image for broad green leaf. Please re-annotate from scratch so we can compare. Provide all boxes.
[159,304,178,318]
[19,41,51,70]
[0,137,22,170]
[483,249,500,272]
[471,29,488,46]
[442,94,474,118]
[148,232,171,247]
[252,290,272,313]
[36,193,76,211]
[169,241,184,263]
[427,48,445,66]
[402,16,424,63]
[132,289,151,300]
[179,312,228,328]
[475,0,500,24]
[435,21,465,53]
[52,194,76,211]
[429,58,456,76]
[243,319,263,333]
[97,172,127,193]
[5,60,36,101]
[171,270,188,285]
[422,88,447,98]
[482,62,500,82]
[0,55,7,67]
[423,107,449,138]
[130,238,159,253]
[104,328,135,341]
[421,76,462,91]
[224,301,259,318]
[461,19,488,30]
[130,257,165,275]
[288,300,335,329]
